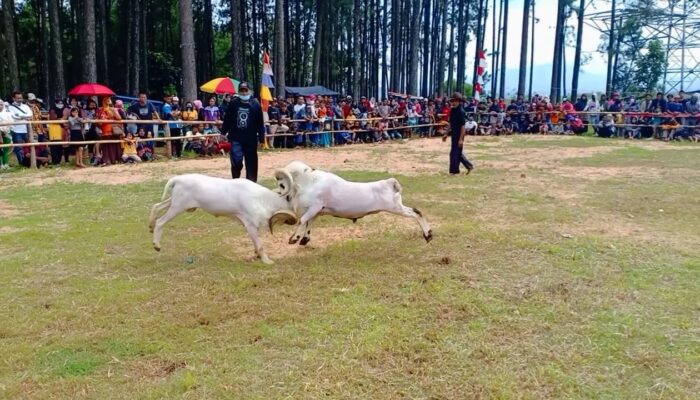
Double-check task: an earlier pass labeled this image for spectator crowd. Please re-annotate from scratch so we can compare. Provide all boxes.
[0,88,698,170]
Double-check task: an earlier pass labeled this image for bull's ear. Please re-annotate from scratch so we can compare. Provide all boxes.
[268,210,298,234]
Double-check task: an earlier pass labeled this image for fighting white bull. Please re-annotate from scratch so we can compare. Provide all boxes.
[149,174,297,264]
[274,161,433,246]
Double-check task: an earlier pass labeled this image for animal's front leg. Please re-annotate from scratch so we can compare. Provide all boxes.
[241,217,273,264]
[289,204,323,245]
[299,218,316,246]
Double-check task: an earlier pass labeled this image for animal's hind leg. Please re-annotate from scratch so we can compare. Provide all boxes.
[149,199,171,233]
[387,202,433,242]
[152,206,182,251]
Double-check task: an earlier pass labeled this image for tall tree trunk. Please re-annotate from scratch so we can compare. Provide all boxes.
[231,0,244,79]
[381,0,388,96]
[472,0,486,92]
[611,15,623,92]
[275,0,286,97]
[498,0,508,99]
[1,0,20,90]
[447,4,455,95]
[39,0,50,101]
[312,0,323,85]
[180,0,197,101]
[605,0,616,96]
[408,0,420,95]
[421,0,430,97]
[570,0,585,100]
[141,5,149,92]
[550,0,565,102]
[352,0,361,96]
[126,0,133,94]
[97,0,109,84]
[48,0,66,97]
[455,0,466,93]
[527,0,535,99]
[82,0,98,82]
[437,0,448,95]
[517,0,531,97]
[131,0,141,93]
[491,0,499,99]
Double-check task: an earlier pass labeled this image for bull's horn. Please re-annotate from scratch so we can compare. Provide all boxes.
[268,210,298,234]
[274,169,294,197]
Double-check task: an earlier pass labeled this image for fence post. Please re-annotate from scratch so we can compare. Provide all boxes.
[27,123,36,168]
[163,123,172,158]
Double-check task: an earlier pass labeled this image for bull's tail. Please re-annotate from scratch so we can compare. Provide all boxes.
[161,177,177,201]
[389,178,403,194]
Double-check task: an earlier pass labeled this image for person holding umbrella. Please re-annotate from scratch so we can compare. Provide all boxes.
[220,82,265,182]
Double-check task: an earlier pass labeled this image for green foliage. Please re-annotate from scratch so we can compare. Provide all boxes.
[633,40,666,93]
[441,80,473,97]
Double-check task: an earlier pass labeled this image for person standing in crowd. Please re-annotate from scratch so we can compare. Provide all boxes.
[0,100,14,170]
[96,98,123,166]
[8,91,33,166]
[203,95,221,133]
[67,107,87,168]
[47,98,66,165]
[128,92,159,136]
[221,82,265,181]
[442,92,474,175]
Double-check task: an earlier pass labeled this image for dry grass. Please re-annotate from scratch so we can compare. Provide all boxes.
[0,135,699,399]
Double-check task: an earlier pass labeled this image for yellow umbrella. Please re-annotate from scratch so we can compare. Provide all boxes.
[199,77,239,94]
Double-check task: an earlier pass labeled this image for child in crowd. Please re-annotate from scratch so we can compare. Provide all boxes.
[67,107,87,168]
[121,132,142,163]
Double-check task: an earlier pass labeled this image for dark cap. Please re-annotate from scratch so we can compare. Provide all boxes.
[238,82,250,91]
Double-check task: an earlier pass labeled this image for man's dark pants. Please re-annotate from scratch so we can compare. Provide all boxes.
[11,132,27,165]
[449,132,473,174]
[230,140,258,182]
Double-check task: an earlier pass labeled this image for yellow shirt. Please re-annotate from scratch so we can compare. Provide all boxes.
[121,139,137,155]
[47,123,63,141]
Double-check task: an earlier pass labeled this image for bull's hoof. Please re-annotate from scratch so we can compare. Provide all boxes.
[424,230,433,243]
[260,257,274,265]
[299,236,311,246]
[289,236,299,245]
[153,244,161,252]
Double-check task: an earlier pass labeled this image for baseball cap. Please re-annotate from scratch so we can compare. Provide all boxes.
[172,96,179,102]
[238,82,250,91]
[27,93,37,101]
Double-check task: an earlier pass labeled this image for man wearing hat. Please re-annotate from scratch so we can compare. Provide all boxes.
[442,92,474,175]
[221,81,265,182]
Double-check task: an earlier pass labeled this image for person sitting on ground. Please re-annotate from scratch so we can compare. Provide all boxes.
[465,115,478,136]
[22,134,51,168]
[662,118,681,141]
[626,116,641,139]
[121,132,141,163]
[597,114,616,138]
[335,122,353,145]
[136,127,155,161]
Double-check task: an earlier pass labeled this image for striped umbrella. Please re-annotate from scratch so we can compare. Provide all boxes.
[199,77,240,94]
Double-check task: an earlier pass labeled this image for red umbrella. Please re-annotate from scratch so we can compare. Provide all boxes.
[68,83,116,97]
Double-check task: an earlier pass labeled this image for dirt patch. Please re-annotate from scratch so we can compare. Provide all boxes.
[0,200,20,217]
[0,226,24,234]
[126,357,186,380]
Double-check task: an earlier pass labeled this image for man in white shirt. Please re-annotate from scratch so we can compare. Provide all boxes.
[7,91,33,165]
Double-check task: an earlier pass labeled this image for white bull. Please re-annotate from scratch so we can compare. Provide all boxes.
[274,161,433,246]
[149,174,297,264]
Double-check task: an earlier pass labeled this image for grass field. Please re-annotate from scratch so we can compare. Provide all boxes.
[1,136,699,399]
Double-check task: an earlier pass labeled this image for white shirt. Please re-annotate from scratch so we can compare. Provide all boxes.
[0,107,14,134]
[465,120,478,131]
[8,102,32,134]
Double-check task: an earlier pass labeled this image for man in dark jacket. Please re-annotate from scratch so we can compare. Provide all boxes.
[443,92,474,175]
[220,82,265,182]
